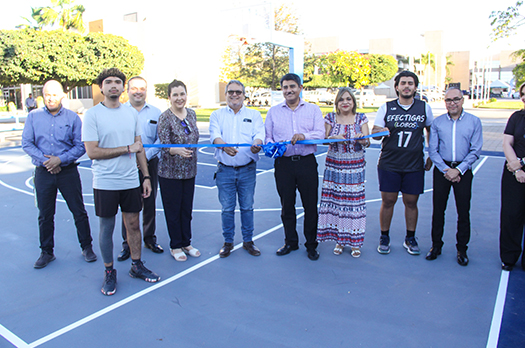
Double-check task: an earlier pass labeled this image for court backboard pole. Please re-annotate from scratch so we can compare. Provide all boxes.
[270,30,304,84]
[223,3,304,84]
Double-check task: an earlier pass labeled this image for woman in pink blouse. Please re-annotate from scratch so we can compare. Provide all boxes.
[158,80,200,261]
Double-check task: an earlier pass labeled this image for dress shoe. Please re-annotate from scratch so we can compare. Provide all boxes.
[307,249,320,261]
[502,263,514,271]
[82,245,97,262]
[243,241,261,256]
[34,251,56,269]
[145,242,164,254]
[220,242,234,258]
[276,244,299,256]
[457,251,469,266]
[425,247,441,261]
[117,247,130,262]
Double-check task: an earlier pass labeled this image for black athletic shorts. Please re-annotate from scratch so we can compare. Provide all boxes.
[377,168,424,195]
[93,187,142,217]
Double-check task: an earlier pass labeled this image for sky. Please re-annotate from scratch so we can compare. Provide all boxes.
[1,0,523,58]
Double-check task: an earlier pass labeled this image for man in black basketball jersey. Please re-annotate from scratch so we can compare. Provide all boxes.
[372,71,434,255]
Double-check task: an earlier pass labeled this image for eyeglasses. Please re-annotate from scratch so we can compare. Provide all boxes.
[445,97,463,104]
[227,90,243,96]
[181,119,192,135]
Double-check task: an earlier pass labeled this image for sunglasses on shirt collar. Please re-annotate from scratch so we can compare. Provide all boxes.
[181,119,192,135]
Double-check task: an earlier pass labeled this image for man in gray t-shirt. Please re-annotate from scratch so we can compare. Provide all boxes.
[82,68,160,296]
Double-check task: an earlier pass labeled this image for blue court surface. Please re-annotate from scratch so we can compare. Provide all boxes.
[0,135,522,348]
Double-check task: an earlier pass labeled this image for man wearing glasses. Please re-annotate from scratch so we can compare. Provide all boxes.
[426,87,482,265]
[117,76,164,262]
[209,80,265,258]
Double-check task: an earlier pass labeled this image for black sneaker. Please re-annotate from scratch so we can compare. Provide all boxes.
[403,237,421,255]
[129,260,160,283]
[377,235,390,254]
[101,269,117,296]
[34,251,56,269]
[82,245,97,262]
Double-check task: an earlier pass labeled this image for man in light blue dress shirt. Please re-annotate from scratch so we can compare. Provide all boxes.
[209,80,265,258]
[22,80,96,269]
[118,76,164,261]
[427,87,483,266]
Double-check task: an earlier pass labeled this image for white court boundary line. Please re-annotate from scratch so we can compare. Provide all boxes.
[27,220,290,347]
[0,154,506,348]
[486,271,510,348]
[0,324,30,348]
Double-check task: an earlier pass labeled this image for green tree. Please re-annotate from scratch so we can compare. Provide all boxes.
[490,1,524,41]
[0,29,143,92]
[303,53,332,88]
[19,0,86,32]
[512,49,525,86]
[154,83,169,100]
[366,54,397,85]
[445,55,455,85]
[319,50,370,88]
[221,3,303,90]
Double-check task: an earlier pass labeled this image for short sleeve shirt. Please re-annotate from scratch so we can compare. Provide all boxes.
[82,103,142,190]
[504,109,525,158]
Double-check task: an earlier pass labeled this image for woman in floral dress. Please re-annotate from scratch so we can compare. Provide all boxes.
[317,87,369,257]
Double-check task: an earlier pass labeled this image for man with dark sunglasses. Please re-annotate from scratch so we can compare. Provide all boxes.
[209,80,265,258]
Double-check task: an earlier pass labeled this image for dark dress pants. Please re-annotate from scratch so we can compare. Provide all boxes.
[34,165,92,254]
[431,167,473,253]
[500,166,525,267]
[121,156,159,247]
[274,154,319,250]
[159,176,195,249]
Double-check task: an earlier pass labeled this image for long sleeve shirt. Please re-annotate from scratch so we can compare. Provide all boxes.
[22,106,85,167]
[125,102,161,161]
[265,99,325,157]
[429,111,483,174]
[209,105,265,166]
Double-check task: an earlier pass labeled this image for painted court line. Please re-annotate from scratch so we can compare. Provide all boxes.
[26,219,289,347]
[0,324,30,348]
[1,153,500,347]
[486,271,510,348]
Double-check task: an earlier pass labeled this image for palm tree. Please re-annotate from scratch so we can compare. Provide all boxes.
[445,55,455,87]
[18,0,85,32]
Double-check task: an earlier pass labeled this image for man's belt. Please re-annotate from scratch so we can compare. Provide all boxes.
[444,160,460,168]
[219,160,254,169]
[38,162,79,171]
[283,154,313,161]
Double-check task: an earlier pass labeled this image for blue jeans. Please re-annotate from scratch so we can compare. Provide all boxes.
[215,161,256,243]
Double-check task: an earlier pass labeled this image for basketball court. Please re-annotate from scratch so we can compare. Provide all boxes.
[0,113,522,347]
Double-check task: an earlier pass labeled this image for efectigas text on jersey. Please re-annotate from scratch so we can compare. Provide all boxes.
[386,114,426,129]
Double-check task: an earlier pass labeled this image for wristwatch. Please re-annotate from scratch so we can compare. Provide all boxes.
[520,157,525,167]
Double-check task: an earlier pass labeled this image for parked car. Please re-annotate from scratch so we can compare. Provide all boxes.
[415,93,429,102]
[354,89,385,107]
[251,92,271,106]
[303,90,335,105]
[512,91,520,99]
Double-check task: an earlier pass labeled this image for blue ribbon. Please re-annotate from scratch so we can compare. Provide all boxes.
[144,131,389,158]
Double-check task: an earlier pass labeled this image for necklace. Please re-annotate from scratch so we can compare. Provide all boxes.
[336,112,355,125]
[170,107,187,120]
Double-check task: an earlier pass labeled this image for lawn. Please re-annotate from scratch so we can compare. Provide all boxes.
[194,105,379,122]
[476,101,523,110]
